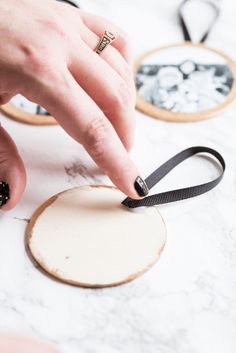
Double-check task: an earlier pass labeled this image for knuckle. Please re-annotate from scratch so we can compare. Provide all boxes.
[20,45,66,96]
[119,29,130,48]
[123,64,133,82]
[21,44,48,75]
[117,61,133,87]
[43,18,68,40]
[20,21,67,77]
[122,66,136,102]
[84,116,109,160]
[38,12,69,40]
[112,81,132,110]
[29,52,46,74]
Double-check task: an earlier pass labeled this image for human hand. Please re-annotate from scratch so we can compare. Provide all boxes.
[0,0,149,210]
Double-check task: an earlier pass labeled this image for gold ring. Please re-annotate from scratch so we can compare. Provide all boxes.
[95,31,116,55]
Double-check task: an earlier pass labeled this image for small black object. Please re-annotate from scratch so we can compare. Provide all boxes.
[134,176,149,197]
[122,147,225,208]
[0,181,10,207]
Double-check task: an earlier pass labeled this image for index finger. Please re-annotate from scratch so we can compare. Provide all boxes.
[38,70,148,199]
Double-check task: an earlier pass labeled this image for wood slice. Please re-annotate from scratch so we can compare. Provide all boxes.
[26,186,167,288]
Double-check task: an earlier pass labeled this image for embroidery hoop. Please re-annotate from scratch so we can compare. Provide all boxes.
[135,0,236,122]
[0,101,57,125]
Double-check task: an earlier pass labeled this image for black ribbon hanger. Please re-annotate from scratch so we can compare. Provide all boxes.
[122,146,225,208]
[56,0,79,7]
[179,0,220,43]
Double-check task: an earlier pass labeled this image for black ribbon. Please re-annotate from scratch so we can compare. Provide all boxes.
[179,0,219,43]
[122,146,225,208]
[56,0,79,7]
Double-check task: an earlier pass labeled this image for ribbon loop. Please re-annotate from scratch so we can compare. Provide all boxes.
[179,0,220,43]
[122,147,225,208]
[57,0,79,8]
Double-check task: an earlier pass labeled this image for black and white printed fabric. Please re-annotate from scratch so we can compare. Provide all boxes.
[135,0,236,116]
[136,46,234,113]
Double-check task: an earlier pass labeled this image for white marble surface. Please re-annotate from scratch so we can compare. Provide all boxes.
[1,0,236,352]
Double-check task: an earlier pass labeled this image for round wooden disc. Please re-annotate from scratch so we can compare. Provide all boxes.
[135,43,236,122]
[0,96,57,125]
[26,186,167,288]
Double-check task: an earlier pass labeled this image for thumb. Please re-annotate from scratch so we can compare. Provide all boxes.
[0,123,26,211]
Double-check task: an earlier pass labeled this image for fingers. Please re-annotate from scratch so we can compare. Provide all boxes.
[39,70,145,199]
[0,125,26,211]
[80,11,133,65]
[69,40,135,150]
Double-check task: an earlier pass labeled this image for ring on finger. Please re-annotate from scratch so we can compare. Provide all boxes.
[95,31,116,55]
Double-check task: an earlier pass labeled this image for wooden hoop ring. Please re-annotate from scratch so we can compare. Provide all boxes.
[135,42,236,122]
[0,102,57,125]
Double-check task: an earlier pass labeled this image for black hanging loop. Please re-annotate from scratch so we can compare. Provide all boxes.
[179,0,220,43]
[122,146,225,209]
[56,0,79,8]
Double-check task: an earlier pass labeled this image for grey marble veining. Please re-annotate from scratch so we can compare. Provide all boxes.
[0,0,236,352]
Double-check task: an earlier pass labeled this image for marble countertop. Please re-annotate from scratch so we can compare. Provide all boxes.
[0,0,236,352]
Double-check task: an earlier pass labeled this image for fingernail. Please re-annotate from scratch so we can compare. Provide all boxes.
[0,181,10,207]
[134,176,149,197]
